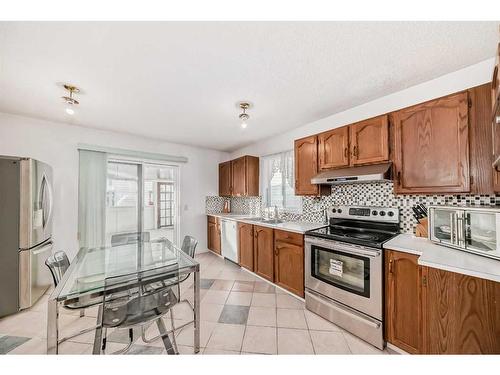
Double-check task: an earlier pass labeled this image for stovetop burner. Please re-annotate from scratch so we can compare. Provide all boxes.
[305,206,400,248]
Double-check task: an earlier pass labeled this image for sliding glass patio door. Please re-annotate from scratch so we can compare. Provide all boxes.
[105,160,179,246]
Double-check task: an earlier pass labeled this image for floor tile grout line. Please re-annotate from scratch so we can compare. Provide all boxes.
[302,307,316,355]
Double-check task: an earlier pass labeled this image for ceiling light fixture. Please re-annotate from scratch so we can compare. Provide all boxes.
[238,102,251,129]
[62,84,80,115]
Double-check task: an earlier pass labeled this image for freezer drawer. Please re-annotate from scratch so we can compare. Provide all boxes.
[19,241,53,309]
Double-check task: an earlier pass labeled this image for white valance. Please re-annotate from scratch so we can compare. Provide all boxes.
[77,143,188,164]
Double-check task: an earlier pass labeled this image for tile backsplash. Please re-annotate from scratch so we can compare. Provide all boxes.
[206,182,500,234]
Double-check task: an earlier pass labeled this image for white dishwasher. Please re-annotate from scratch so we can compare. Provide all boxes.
[221,219,238,263]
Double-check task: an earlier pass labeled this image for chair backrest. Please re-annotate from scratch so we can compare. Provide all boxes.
[45,251,71,287]
[111,232,150,247]
[101,263,180,328]
[180,235,198,258]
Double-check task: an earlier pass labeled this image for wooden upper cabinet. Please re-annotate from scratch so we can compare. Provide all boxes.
[385,250,423,354]
[223,155,259,197]
[350,115,389,165]
[392,92,470,194]
[238,222,254,271]
[274,230,304,297]
[218,161,232,196]
[294,135,319,195]
[253,225,274,282]
[231,156,246,196]
[318,127,350,170]
[468,84,494,194]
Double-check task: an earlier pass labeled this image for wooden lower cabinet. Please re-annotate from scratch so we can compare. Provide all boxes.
[208,220,306,298]
[384,250,423,354]
[207,216,221,254]
[253,225,274,282]
[422,267,500,354]
[274,230,304,297]
[385,248,500,354]
[238,222,254,271]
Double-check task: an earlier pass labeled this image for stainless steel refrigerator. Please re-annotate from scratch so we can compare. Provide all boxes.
[0,156,54,317]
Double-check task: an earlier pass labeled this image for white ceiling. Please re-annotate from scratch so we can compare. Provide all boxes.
[0,22,498,151]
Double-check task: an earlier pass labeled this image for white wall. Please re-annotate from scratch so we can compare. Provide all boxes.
[0,112,229,258]
[231,58,495,158]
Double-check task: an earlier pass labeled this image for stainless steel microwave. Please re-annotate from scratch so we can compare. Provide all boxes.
[428,205,500,261]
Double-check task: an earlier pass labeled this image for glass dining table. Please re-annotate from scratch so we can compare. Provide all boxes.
[46,238,200,354]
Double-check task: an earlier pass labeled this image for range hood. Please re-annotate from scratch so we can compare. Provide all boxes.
[311,162,392,185]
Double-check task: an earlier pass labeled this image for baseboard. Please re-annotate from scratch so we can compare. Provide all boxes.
[386,343,410,355]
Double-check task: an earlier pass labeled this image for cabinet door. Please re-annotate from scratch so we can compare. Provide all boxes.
[350,115,389,165]
[245,156,260,196]
[238,222,254,271]
[423,267,500,354]
[231,156,246,197]
[468,84,494,194]
[294,135,319,195]
[219,161,232,196]
[493,100,500,192]
[318,127,350,170]
[393,92,470,193]
[385,250,423,354]
[207,216,221,254]
[274,239,304,297]
[253,225,274,282]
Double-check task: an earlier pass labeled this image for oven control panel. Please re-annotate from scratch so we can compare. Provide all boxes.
[329,205,399,223]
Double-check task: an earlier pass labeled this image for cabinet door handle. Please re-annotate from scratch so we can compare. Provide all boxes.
[344,147,348,158]
[352,145,358,157]
[396,171,401,186]
[389,259,394,274]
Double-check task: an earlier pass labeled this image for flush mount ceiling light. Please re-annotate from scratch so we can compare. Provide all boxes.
[61,84,80,115]
[238,102,251,129]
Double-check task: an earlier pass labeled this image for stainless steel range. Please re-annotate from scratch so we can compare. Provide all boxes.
[304,205,400,350]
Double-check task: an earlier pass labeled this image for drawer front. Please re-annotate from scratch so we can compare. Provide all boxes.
[274,229,303,246]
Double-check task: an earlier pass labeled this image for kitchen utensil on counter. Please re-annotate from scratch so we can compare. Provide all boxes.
[415,217,428,238]
[413,204,428,238]
[223,200,231,213]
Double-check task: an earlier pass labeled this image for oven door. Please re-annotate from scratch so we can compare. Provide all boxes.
[305,236,382,320]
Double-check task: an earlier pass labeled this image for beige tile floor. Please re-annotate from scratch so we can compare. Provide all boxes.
[0,251,392,355]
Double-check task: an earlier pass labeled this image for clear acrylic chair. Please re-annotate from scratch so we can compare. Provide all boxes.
[45,251,100,343]
[110,232,150,247]
[97,263,181,355]
[178,235,198,284]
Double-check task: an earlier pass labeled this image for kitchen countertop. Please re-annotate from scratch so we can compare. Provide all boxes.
[384,234,500,283]
[207,213,325,234]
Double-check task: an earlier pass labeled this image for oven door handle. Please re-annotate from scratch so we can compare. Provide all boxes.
[305,237,381,258]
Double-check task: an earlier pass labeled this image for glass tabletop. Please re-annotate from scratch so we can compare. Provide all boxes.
[54,238,199,302]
